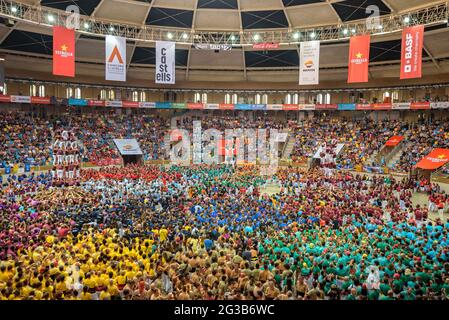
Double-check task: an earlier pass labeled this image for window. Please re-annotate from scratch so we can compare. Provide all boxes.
[262,94,268,104]
[194,93,201,103]
[255,94,261,104]
[75,88,81,99]
[132,91,139,102]
[38,85,45,97]
[316,94,323,104]
[140,91,146,102]
[383,91,390,101]
[285,94,292,104]
[0,82,7,95]
[325,93,331,104]
[292,93,299,105]
[232,94,238,104]
[66,87,73,98]
[100,89,107,100]
[30,84,37,96]
[201,93,208,104]
[108,89,115,100]
[225,94,231,104]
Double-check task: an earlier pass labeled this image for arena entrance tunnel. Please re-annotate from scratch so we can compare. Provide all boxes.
[122,154,143,166]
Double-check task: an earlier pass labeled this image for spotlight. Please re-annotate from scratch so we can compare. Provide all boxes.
[47,14,55,23]
[351,28,356,34]
[293,32,300,40]
[167,32,173,39]
[83,22,90,30]
[403,16,410,24]
[377,25,383,30]
[11,6,18,14]
[253,34,260,41]
[109,26,115,32]
[343,28,348,35]
[310,32,316,39]
[230,35,236,41]
[182,33,188,40]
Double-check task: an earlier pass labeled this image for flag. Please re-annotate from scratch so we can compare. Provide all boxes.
[53,26,75,77]
[299,41,320,85]
[155,41,176,84]
[400,25,424,80]
[348,35,370,83]
[106,35,126,82]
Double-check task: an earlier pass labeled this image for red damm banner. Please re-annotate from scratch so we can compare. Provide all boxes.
[53,26,75,77]
[348,35,371,83]
[400,25,424,80]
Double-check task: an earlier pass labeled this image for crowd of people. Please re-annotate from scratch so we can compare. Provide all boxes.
[1,163,449,300]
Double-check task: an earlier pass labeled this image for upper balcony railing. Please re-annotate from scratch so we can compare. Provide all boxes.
[0,0,448,45]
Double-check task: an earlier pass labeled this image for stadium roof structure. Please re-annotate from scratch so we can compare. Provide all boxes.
[0,0,449,89]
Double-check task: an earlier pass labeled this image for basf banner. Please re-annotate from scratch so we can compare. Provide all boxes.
[106,35,126,82]
[400,25,424,80]
[299,41,320,85]
[156,41,176,84]
[113,139,143,155]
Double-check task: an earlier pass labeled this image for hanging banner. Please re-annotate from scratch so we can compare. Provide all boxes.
[431,102,449,109]
[0,95,11,103]
[372,103,392,110]
[356,104,373,110]
[338,104,356,111]
[31,97,51,104]
[299,41,320,85]
[139,102,156,108]
[105,101,123,108]
[106,35,126,82]
[410,102,431,110]
[416,148,449,170]
[348,35,371,83]
[156,41,176,84]
[267,104,283,110]
[205,103,220,110]
[385,136,404,147]
[400,25,424,80]
[392,102,411,110]
[194,44,232,51]
[53,26,75,77]
[88,100,105,107]
[122,101,139,108]
[301,104,316,111]
[11,95,31,103]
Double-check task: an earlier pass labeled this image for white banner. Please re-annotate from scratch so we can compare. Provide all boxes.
[106,35,126,82]
[105,100,123,108]
[266,104,283,110]
[431,102,449,109]
[139,102,156,108]
[299,41,320,85]
[392,102,411,110]
[301,104,316,111]
[205,103,220,109]
[194,44,232,51]
[156,41,175,84]
[113,139,143,155]
[11,95,31,103]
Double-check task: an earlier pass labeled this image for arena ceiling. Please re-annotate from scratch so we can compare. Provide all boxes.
[0,0,449,88]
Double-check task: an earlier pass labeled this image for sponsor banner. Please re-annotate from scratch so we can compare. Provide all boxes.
[356,104,373,110]
[392,102,411,110]
[88,100,105,107]
[266,104,283,110]
[105,100,123,108]
[315,104,338,110]
[68,98,88,106]
[205,103,220,110]
[282,104,299,111]
[252,43,280,50]
[235,104,266,111]
[171,103,186,109]
[338,103,356,111]
[372,103,392,110]
[106,35,126,82]
[0,94,11,103]
[194,44,232,51]
[11,95,31,103]
[301,104,316,111]
[113,139,143,156]
[219,104,235,110]
[53,26,75,77]
[416,148,449,170]
[156,41,176,84]
[31,97,51,104]
[385,136,404,147]
[155,102,172,109]
[410,102,431,110]
[431,102,449,109]
[401,25,424,80]
[187,103,204,110]
[122,101,139,108]
[299,41,320,85]
[139,102,156,108]
[348,35,371,83]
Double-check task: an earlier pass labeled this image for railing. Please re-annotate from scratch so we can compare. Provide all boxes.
[0,0,447,45]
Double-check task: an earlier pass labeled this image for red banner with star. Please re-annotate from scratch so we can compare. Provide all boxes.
[348,35,371,83]
[53,26,75,77]
[416,148,449,170]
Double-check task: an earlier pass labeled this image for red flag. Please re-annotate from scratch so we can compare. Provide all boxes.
[348,35,370,83]
[400,25,424,80]
[53,26,75,77]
